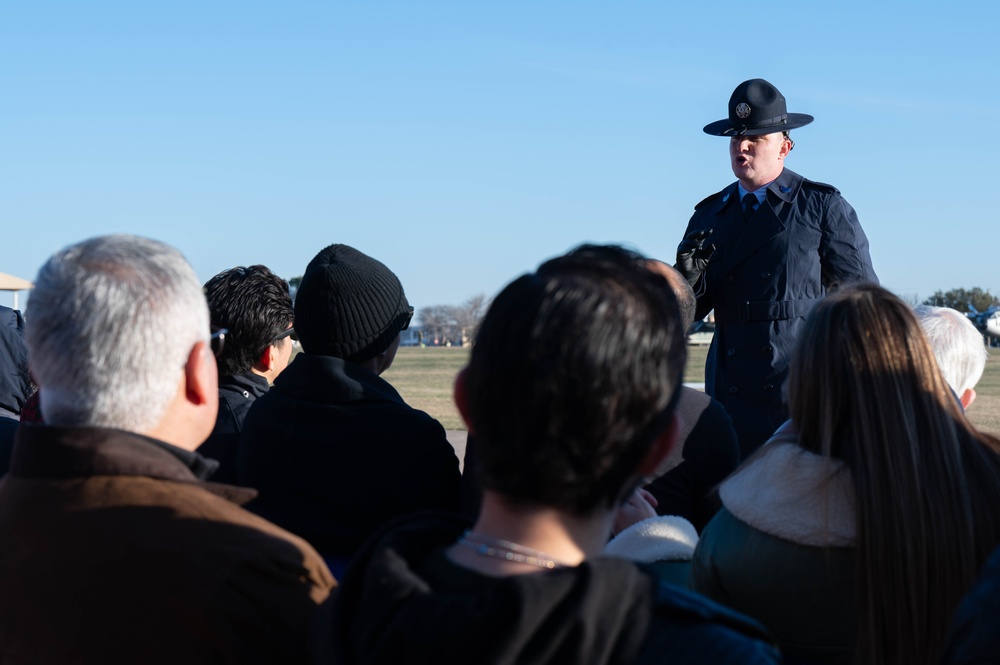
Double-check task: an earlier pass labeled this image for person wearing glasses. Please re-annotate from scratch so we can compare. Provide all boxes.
[199,264,296,484]
[0,235,334,663]
[237,244,460,579]
[675,78,877,457]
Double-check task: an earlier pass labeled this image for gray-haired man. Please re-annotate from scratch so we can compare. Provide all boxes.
[0,235,334,663]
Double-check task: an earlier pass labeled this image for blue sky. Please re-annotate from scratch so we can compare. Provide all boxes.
[2,1,998,312]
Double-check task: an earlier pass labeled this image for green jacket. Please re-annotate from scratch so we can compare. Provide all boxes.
[690,437,856,665]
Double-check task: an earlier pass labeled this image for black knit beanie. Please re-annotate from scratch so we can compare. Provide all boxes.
[294,244,411,362]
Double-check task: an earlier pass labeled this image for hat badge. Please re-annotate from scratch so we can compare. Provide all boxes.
[736,103,751,119]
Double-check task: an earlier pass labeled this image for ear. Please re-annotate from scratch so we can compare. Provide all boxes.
[961,388,977,410]
[453,368,475,433]
[779,136,794,159]
[184,341,216,406]
[636,414,679,477]
[257,344,277,372]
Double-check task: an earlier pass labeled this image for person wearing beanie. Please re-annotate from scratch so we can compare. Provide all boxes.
[236,244,461,578]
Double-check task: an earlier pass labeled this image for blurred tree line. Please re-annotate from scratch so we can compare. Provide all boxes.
[287,275,487,347]
[922,287,1000,313]
[417,294,489,347]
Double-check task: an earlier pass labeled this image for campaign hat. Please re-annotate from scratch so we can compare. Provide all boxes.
[703,79,814,137]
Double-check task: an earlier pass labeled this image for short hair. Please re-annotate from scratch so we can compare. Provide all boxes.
[463,244,687,515]
[25,235,209,432]
[914,305,988,396]
[648,260,696,328]
[204,265,294,377]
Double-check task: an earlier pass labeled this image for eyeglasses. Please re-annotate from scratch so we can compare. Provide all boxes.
[210,327,228,358]
[401,306,415,331]
[274,326,298,343]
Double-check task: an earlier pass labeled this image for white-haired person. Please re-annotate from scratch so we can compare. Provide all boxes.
[914,304,988,410]
[0,235,334,664]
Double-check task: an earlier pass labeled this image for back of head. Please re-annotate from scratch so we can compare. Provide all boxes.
[914,305,988,396]
[647,260,697,329]
[294,244,411,363]
[26,235,209,432]
[788,284,960,459]
[463,244,686,515]
[786,283,1000,664]
[204,265,294,377]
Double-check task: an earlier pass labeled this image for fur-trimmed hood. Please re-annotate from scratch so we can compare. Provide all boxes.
[605,515,698,563]
[719,423,856,547]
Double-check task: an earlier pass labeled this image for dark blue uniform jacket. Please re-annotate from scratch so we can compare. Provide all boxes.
[681,168,877,456]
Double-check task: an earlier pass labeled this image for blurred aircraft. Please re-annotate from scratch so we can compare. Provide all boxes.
[967,305,1000,341]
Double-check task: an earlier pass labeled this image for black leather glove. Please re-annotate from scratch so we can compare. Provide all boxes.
[675,229,716,288]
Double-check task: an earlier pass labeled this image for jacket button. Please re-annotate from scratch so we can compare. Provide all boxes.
[762,345,773,354]
[726,274,735,283]
[729,386,738,394]
[764,383,774,391]
[727,347,736,356]
[760,271,771,278]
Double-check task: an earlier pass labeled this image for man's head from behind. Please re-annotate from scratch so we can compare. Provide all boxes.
[647,260,697,330]
[25,235,216,443]
[204,265,294,380]
[914,305,988,409]
[458,244,687,515]
[294,244,412,368]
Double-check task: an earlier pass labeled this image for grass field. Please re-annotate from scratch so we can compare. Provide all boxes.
[385,345,1000,437]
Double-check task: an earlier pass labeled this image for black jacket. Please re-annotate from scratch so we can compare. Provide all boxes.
[0,306,31,477]
[237,354,461,566]
[680,169,877,455]
[645,387,740,532]
[942,543,1000,664]
[327,513,783,665]
[198,372,270,485]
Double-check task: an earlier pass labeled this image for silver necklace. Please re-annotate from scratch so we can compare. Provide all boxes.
[458,530,569,570]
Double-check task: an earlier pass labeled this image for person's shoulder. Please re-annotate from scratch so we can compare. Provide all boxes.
[694,184,734,211]
[159,479,335,587]
[651,579,769,635]
[799,175,842,195]
[641,581,782,663]
[942,543,1000,663]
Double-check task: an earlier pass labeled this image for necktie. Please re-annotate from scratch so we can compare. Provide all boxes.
[742,193,759,219]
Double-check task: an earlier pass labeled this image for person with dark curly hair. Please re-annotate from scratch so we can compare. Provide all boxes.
[199,264,295,483]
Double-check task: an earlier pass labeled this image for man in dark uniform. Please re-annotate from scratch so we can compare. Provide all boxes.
[676,79,877,456]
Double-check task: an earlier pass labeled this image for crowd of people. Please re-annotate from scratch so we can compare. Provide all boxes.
[1,78,999,664]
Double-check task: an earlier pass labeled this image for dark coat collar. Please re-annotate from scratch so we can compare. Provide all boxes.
[273,353,405,405]
[10,424,257,505]
[218,372,270,399]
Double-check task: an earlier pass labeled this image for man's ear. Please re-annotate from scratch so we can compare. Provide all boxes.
[257,344,277,372]
[184,341,215,406]
[779,136,794,159]
[453,368,475,433]
[637,414,679,477]
[961,388,977,410]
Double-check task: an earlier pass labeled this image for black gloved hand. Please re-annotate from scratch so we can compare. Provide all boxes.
[675,229,716,287]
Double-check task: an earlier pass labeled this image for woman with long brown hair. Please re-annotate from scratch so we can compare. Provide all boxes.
[691,283,1000,664]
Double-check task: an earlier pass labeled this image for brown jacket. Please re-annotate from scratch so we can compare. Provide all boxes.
[0,424,336,664]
